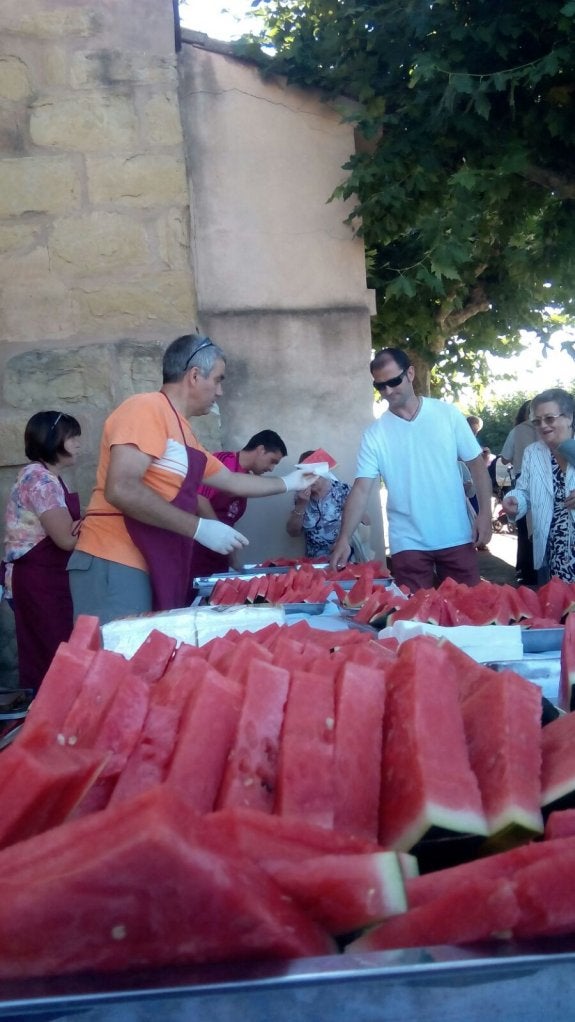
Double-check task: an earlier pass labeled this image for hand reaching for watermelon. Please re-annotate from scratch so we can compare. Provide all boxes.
[194,518,249,555]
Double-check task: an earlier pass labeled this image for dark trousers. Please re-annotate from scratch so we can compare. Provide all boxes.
[516,516,537,585]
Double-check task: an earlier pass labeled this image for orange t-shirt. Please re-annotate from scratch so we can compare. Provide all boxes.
[77,392,222,571]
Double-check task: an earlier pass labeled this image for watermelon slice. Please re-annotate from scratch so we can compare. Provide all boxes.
[0,787,334,979]
[559,611,575,711]
[333,661,388,841]
[545,809,575,840]
[298,448,337,470]
[345,876,519,952]
[540,709,575,810]
[378,637,487,851]
[460,669,544,839]
[216,661,290,813]
[276,668,335,828]
[512,840,575,938]
[267,851,407,935]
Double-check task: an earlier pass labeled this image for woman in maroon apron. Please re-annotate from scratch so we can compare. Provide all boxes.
[4,412,82,693]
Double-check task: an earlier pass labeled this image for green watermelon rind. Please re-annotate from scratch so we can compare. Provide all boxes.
[385,801,488,854]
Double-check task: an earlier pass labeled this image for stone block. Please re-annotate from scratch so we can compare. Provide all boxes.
[48,212,149,274]
[0,105,28,155]
[72,272,196,335]
[0,278,76,343]
[0,223,39,255]
[113,339,165,403]
[86,154,188,207]
[0,157,80,216]
[0,410,31,466]
[0,56,32,101]
[3,6,99,39]
[155,208,191,270]
[2,345,115,410]
[30,93,139,151]
[71,50,176,88]
[140,93,183,146]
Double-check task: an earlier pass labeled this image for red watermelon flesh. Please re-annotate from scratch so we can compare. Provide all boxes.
[67,614,101,651]
[267,851,407,935]
[540,709,575,808]
[209,806,382,864]
[19,643,96,747]
[559,611,575,711]
[0,787,334,979]
[460,669,543,837]
[333,661,388,842]
[58,649,135,748]
[70,668,154,817]
[345,876,519,952]
[406,836,575,909]
[167,666,243,814]
[276,669,335,828]
[127,629,176,684]
[538,577,575,622]
[512,841,575,938]
[108,657,197,805]
[216,661,289,814]
[0,743,105,851]
[299,448,337,469]
[378,637,487,851]
[545,809,575,840]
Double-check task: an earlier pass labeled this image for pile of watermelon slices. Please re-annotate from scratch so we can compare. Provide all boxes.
[3,613,575,979]
[209,560,389,607]
[348,574,575,629]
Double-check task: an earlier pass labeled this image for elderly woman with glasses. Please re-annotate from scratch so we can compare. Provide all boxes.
[502,388,575,584]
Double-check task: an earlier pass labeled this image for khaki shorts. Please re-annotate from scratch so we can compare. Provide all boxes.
[67,550,152,625]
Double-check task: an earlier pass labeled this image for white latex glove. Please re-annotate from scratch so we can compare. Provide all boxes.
[194,518,249,555]
[281,469,319,492]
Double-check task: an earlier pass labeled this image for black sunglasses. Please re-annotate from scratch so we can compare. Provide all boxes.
[373,368,408,393]
[184,338,214,373]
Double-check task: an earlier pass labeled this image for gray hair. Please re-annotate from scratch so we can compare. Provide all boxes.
[162,334,226,383]
[531,388,574,421]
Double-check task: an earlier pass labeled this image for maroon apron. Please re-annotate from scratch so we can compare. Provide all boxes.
[123,394,207,612]
[12,480,80,693]
[190,451,247,578]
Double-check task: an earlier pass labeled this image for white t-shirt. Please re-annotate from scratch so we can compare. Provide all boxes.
[356,398,481,554]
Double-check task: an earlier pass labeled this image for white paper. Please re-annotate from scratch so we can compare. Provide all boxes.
[294,461,330,477]
[377,620,524,664]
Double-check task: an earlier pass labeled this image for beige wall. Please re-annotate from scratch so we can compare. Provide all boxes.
[179,38,381,563]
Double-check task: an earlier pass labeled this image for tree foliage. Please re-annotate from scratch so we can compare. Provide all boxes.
[240,0,575,379]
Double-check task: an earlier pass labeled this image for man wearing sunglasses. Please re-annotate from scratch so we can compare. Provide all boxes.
[68,334,316,623]
[329,347,493,592]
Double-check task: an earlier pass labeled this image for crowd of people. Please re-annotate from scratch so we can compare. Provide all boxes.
[2,333,574,692]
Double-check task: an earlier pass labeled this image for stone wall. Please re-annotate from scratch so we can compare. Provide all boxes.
[0,0,199,514]
[0,5,379,683]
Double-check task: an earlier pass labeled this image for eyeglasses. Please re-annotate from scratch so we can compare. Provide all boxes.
[184,338,214,373]
[531,413,567,428]
[373,368,408,393]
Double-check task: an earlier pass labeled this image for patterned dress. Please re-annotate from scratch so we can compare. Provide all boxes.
[301,480,351,558]
[547,456,575,582]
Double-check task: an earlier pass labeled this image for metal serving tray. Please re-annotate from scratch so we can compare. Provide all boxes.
[2,941,575,1021]
[521,627,564,654]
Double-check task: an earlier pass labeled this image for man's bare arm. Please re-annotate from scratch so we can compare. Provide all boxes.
[466,454,493,546]
[329,478,375,569]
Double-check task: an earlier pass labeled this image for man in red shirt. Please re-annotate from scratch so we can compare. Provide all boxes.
[190,430,288,578]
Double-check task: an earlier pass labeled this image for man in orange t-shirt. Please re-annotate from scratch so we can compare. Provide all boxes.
[68,334,316,623]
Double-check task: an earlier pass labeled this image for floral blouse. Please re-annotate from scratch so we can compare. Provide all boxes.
[300,479,351,558]
[547,456,575,583]
[4,463,67,563]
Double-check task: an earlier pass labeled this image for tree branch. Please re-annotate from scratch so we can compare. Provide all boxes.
[519,165,575,198]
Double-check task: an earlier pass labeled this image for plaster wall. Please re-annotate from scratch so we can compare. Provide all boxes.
[179,40,381,564]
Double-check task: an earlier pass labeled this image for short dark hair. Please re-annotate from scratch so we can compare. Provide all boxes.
[515,399,532,425]
[370,347,411,373]
[298,450,315,463]
[24,411,81,464]
[162,334,226,383]
[243,430,287,457]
